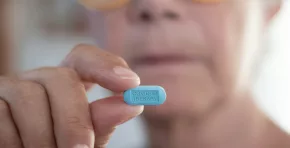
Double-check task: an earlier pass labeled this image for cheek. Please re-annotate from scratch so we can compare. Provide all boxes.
[104,11,128,56]
[190,5,246,95]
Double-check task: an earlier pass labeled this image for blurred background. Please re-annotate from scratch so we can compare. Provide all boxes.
[4,0,290,147]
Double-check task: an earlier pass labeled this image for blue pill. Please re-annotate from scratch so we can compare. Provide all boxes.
[124,86,166,106]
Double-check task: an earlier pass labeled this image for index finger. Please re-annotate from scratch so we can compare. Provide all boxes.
[60,44,140,92]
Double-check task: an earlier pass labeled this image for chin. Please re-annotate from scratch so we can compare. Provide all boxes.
[137,65,222,120]
[143,83,220,120]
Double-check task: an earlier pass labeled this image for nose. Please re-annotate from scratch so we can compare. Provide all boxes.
[128,0,181,23]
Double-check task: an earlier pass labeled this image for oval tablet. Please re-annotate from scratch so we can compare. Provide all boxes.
[124,86,166,106]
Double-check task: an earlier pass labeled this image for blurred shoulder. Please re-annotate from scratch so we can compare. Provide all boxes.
[261,118,290,148]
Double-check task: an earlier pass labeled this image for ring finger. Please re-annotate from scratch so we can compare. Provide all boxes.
[0,99,22,148]
[0,78,56,148]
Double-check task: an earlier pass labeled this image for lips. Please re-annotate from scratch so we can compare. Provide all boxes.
[132,54,201,67]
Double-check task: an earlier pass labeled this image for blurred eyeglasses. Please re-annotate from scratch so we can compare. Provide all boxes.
[79,0,224,11]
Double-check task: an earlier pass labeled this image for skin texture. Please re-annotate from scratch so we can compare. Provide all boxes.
[0,45,144,148]
[88,0,290,147]
[94,0,261,117]
[0,0,289,148]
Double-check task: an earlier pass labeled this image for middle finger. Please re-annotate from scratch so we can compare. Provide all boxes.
[0,77,56,148]
[20,67,94,148]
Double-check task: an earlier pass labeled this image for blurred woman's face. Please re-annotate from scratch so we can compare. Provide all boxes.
[90,0,270,118]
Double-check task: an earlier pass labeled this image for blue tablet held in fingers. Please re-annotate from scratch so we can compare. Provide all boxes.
[124,86,166,106]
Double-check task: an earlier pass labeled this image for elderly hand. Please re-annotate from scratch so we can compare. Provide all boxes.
[0,44,143,148]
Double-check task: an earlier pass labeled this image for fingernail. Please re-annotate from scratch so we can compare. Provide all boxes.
[113,66,140,80]
[73,144,89,148]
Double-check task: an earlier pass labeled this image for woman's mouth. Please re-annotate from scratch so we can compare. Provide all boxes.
[129,54,209,76]
[132,55,203,67]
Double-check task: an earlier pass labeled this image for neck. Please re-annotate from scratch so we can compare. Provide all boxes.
[144,92,289,148]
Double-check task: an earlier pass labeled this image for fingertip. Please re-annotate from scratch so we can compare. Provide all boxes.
[107,66,141,91]
[92,67,140,92]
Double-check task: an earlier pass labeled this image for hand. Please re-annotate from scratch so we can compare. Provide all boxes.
[0,44,144,148]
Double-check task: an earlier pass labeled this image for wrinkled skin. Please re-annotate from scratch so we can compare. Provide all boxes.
[1,0,290,148]
[91,0,269,118]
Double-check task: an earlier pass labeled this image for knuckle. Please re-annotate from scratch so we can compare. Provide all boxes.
[32,67,79,81]
[68,117,93,130]
[9,81,46,104]
[70,44,97,59]
[0,77,19,92]
[73,44,90,52]
[66,116,94,131]
[0,77,33,100]
[19,81,45,94]
[100,52,128,67]
[37,67,79,83]
[0,77,47,105]
[15,81,45,97]
[33,67,83,89]
[62,44,92,65]
[11,82,27,97]
[54,67,79,80]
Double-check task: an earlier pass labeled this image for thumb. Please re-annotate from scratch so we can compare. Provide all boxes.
[90,95,144,148]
